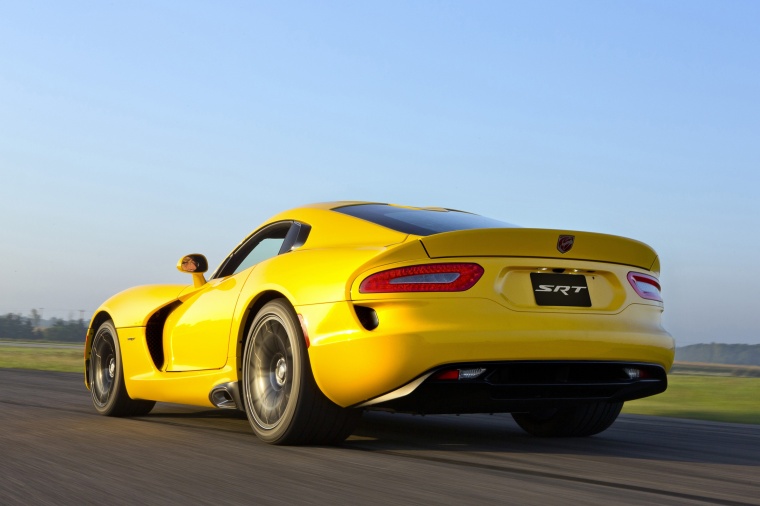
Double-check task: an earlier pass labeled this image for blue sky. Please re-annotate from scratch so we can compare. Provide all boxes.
[1,1,758,345]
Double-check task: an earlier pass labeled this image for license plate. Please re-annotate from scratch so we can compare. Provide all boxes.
[530,273,591,307]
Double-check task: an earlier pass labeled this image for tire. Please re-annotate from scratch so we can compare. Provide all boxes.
[241,299,360,445]
[89,320,155,417]
[511,401,623,437]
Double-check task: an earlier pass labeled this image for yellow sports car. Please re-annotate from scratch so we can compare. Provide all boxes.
[85,202,674,444]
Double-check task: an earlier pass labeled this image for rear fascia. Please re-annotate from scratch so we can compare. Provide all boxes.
[301,245,672,408]
[365,361,667,414]
[302,295,673,408]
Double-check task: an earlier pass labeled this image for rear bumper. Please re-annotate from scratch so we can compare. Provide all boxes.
[361,361,667,414]
[299,298,674,408]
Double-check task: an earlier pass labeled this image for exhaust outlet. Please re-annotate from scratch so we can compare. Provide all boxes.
[209,382,243,410]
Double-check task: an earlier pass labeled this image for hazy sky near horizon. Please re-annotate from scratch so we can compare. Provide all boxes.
[1,1,758,345]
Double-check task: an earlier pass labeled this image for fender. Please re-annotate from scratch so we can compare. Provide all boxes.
[89,284,188,329]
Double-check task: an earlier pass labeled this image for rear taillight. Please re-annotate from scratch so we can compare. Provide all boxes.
[359,263,484,293]
[627,272,662,302]
[432,367,487,381]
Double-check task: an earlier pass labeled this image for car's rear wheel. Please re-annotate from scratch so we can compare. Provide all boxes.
[242,299,360,445]
[89,320,155,416]
[511,401,623,437]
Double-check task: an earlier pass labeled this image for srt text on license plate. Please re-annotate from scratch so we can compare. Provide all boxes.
[530,273,591,307]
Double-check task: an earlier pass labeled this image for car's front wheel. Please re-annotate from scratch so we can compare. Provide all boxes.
[242,299,360,445]
[511,401,623,437]
[89,320,155,417]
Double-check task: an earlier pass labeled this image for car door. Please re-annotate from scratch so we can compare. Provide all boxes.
[164,221,297,371]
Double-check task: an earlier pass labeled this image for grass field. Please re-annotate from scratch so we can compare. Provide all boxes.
[2,343,758,424]
[623,375,760,424]
[0,344,83,373]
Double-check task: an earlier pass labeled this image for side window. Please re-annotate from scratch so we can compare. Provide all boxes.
[232,236,286,275]
[216,222,291,278]
[213,221,311,279]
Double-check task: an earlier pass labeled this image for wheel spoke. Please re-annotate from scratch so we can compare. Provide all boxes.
[91,331,116,407]
[246,314,295,430]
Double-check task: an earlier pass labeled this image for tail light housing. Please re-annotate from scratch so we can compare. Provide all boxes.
[359,263,484,293]
[432,367,488,381]
[627,272,662,302]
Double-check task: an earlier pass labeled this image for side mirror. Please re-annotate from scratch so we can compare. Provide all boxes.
[177,254,208,287]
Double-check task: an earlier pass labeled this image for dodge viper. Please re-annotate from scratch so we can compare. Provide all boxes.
[85,202,674,444]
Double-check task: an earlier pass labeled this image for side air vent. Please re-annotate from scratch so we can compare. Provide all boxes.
[354,305,379,331]
[145,302,180,370]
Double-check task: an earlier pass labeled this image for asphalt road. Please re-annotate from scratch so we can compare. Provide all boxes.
[1,369,758,505]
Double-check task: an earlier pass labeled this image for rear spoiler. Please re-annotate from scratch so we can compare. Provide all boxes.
[421,228,659,272]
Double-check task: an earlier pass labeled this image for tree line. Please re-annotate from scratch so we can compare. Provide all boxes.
[0,313,86,343]
[676,343,760,366]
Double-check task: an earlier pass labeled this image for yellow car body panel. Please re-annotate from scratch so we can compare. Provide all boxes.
[95,285,187,328]
[86,201,674,419]
[164,272,249,371]
[115,326,235,406]
[304,254,672,407]
[305,300,671,407]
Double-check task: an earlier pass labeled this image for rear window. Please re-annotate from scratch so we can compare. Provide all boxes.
[333,203,515,236]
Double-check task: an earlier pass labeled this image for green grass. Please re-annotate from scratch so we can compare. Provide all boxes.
[623,375,760,424]
[0,345,83,373]
[2,344,758,425]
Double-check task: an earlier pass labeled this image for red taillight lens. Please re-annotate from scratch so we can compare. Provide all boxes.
[432,369,460,380]
[359,263,484,293]
[627,272,662,302]
[432,368,487,380]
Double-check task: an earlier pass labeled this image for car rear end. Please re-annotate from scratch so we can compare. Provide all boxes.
[305,204,674,414]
